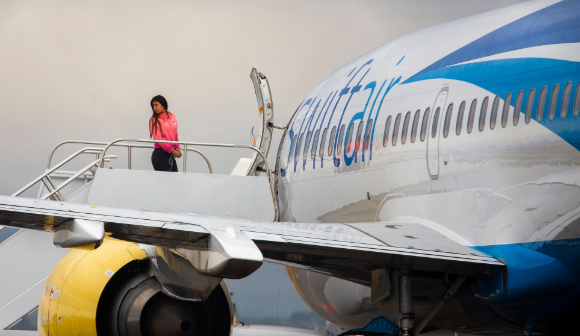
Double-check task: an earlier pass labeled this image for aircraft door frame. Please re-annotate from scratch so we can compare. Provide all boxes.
[426,87,449,180]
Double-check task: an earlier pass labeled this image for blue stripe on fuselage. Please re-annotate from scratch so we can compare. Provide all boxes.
[410,0,580,79]
[403,57,580,151]
[472,239,580,325]
[472,239,580,308]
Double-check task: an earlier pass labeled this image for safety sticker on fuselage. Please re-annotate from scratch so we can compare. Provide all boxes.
[49,286,55,298]
[104,269,114,277]
[44,284,50,298]
[54,290,60,298]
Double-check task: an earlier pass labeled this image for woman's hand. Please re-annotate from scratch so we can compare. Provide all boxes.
[172,149,182,158]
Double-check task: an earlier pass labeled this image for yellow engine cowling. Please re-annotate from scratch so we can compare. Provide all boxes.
[38,239,233,336]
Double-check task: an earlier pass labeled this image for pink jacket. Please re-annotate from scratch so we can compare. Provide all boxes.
[150,111,181,153]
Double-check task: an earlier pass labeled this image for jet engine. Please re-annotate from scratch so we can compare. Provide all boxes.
[38,239,233,336]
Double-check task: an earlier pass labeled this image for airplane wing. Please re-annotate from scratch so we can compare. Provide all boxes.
[0,195,501,285]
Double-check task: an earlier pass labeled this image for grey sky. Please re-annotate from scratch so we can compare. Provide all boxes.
[0,0,526,330]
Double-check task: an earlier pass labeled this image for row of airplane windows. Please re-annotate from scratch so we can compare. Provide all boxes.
[292,81,579,164]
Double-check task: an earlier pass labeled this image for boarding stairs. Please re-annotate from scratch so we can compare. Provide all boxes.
[10,68,283,222]
[0,69,286,331]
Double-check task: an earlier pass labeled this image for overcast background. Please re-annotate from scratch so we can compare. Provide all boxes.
[0,0,526,332]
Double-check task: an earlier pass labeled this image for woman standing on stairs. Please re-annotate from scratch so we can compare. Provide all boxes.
[149,95,182,172]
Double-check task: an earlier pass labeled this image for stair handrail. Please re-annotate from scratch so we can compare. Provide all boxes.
[47,140,212,173]
[47,141,110,169]
[98,138,279,221]
[13,147,105,197]
[40,155,117,200]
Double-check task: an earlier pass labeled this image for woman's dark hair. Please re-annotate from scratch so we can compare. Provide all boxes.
[149,95,168,137]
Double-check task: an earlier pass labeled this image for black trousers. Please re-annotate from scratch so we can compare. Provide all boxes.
[151,148,178,172]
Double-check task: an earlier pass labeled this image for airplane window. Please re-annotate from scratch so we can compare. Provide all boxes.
[479,97,489,131]
[401,112,411,144]
[383,116,392,147]
[393,113,402,145]
[345,123,354,154]
[562,81,572,118]
[296,133,305,162]
[549,84,559,120]
[456,101,466,135]
[337,124,346,155]
[364,119,373,150]
[355,121,364,152]
[411,110,420,143]
[328,126,337,156]
[431,107,441,138]
[537,86,547,122]
[336,124,344,155]
[420,108,431,142]
[490,95,500,129]
[501,93,512,128]
[525,89,535,124]
[311,129,320,159]
[289,136,297,162]
[303,131,312,161]
[574,82,580,116]
[514,91,523,126]
[443,103,453,138]
[319,128,328,158]
[467,99,477,134]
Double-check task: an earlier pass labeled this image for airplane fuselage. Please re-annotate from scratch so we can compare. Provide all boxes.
[275,0,580,333]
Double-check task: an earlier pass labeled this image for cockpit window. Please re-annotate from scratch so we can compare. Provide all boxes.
[525,89,535,124]
[328,126,337,156]
[514,91,523,126]
[443,103,453,138]
[479,97,489,131]
[401,112,411,144]
[392,113,402,146]
[411,110,420,143]
[501,93,511,128]
[383,116,392,147]
[420,108,430,142]
[562,81,572,118]
[337,124,346,155]
[537,86,547,122]
[456,101,465,135]
[467,99,477,134]
[319,128,328,158]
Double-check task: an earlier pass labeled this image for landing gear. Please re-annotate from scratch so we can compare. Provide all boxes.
[398,272,415,336]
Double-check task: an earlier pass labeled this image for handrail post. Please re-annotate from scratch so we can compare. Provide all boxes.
[128,146,132,170]
[183,144,187,172]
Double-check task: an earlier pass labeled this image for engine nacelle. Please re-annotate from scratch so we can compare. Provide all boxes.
[286,267,385,331]
[38,239,233,336]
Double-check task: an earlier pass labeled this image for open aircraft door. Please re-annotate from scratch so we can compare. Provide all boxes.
[237,68,275,176]
[426,87,448,179]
